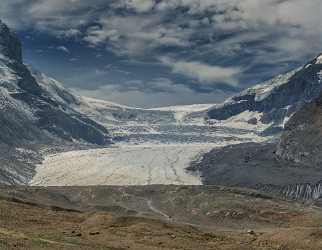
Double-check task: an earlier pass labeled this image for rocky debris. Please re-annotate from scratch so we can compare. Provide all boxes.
[246,230,255,235]
[89,231,100,235]
[259,182,322,201]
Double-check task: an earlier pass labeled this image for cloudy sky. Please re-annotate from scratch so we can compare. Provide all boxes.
[1,0,321,107]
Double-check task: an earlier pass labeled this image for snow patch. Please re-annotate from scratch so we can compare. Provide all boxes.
[81,96,141,110]
[211,110,272,132]
[316,54,322,64]
[150,104,214,124]
[150,104,214,113]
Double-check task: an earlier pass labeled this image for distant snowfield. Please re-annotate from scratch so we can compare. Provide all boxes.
[30,144,216,186]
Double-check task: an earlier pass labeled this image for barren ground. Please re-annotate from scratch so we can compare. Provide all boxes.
[0,186,322,249]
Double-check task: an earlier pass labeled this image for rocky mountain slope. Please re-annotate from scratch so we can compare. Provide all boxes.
[0,20,111,184]
[189,53,322,201]
[277,73,322,167]
[208,54,322,135]
[0,21,110,146]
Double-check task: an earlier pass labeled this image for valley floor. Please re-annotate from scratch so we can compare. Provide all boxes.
[1,186,322,250]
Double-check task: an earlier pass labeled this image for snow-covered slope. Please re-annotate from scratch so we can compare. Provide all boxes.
[0,20,112,184]
[73,96,212,126]
[208,54,322,135]
[0,21,110,146]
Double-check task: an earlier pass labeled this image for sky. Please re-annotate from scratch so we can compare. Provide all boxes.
[0,0,321,108]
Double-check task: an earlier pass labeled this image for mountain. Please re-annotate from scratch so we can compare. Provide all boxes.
[24,47,322,188]
[207,54,322,135]
[0,20,111,184]
[277,73,322,167]
[2,18,322,192]
[0,20,110,146]
[189,53,322,199]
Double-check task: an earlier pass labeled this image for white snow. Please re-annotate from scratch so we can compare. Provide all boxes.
[81,96,141,110]
[0,61,19,91]
[150,104,215,124]
[30,144,216,186]
[30,119,269,186]
[210,110,272,132]
[31,70,67,104]
[316,54,322,64]
[150,104,214,113]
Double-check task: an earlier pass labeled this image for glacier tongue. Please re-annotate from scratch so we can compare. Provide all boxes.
[30,145,213,186]
[29,89,270,186]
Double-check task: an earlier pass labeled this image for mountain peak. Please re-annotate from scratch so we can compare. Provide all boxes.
[0,20,22,63]
[315,53,322,64]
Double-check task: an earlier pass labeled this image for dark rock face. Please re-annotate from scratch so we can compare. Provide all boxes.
[0,20,22,63]
[189,142,322,188]
[276,92,322,167]
[37,106,108,145]
[208,57,322,132]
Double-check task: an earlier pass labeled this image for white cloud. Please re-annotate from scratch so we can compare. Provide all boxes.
[119,0,155,12]
[56,46,70,53]
[73,80,231,108]
[84,14,191,55]
[63,28,81,38]
[1,0,321,105]
[0,0,320,61]
[161,57,241,86]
